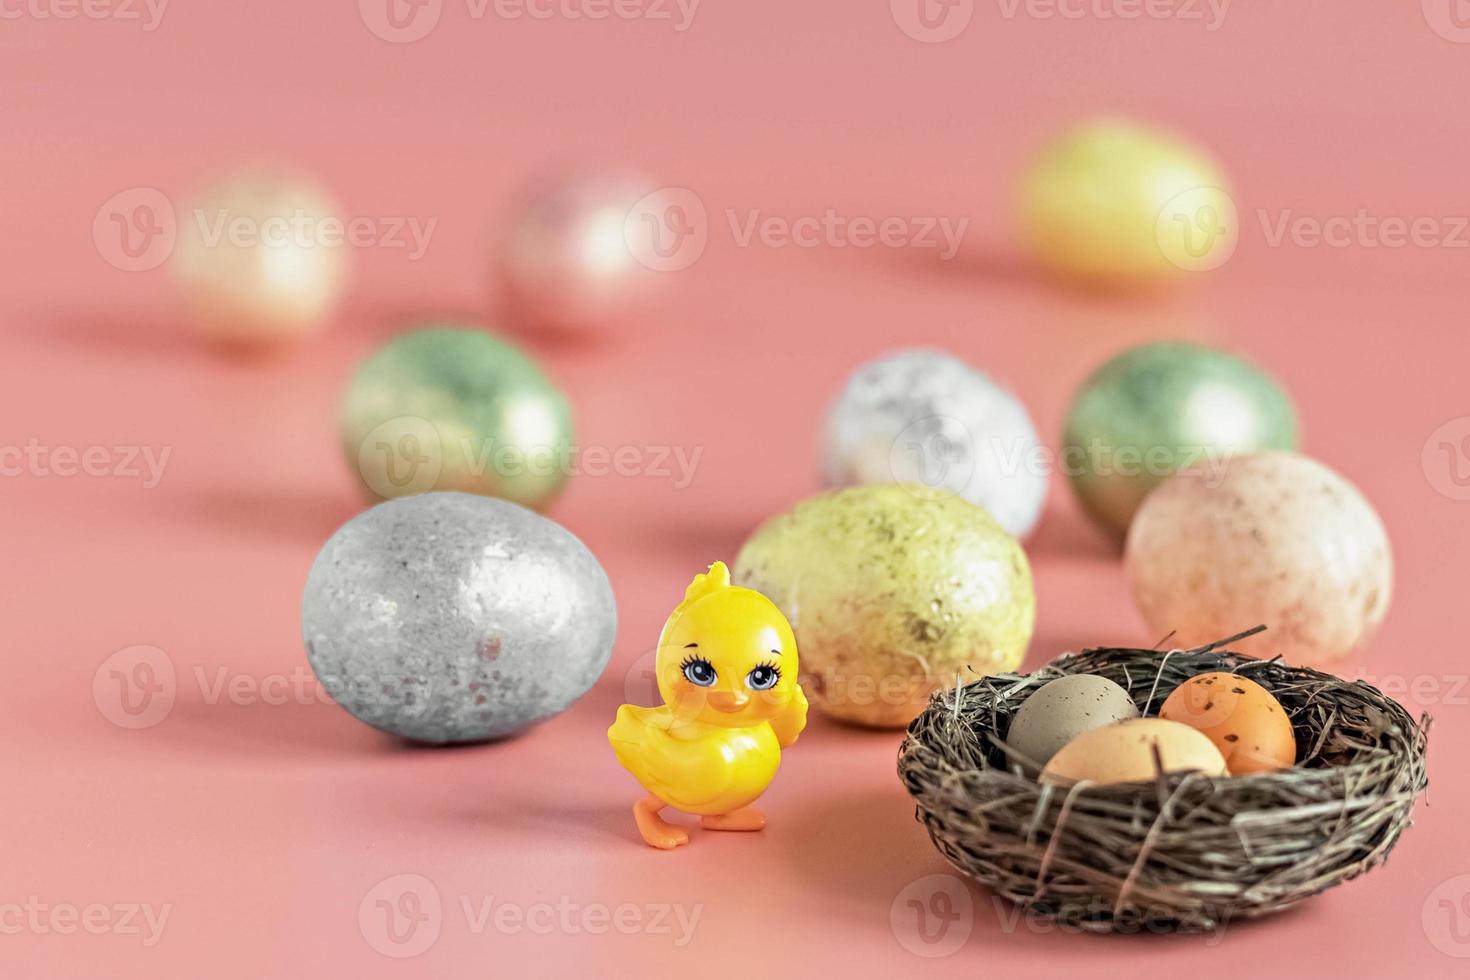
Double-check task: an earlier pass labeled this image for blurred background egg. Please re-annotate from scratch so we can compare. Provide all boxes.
[734,484,1035,729]
[1159,672,1296,774]
[341,324,574,510]
[1040,717,1227,786]
[1005,673,1139,768]
[1125,452,1393,664]
[1064,341,1299,538]
[496,171,662,338]
[1017,117,1235,287]
[172,169,349,350]
[301,492,617,743]
[822,349,1048,538]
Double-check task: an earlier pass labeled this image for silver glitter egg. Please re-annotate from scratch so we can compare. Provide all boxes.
[301,492,617,743]
[821,349,1048,538]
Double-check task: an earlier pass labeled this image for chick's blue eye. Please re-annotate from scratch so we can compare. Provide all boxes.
[746,664,780,691]
[681,657,716,687]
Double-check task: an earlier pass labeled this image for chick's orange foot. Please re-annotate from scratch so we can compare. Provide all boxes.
[701,807,765,832]
[633,797,689,850]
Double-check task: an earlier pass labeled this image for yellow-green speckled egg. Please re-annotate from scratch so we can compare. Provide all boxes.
[734,485,1035,728]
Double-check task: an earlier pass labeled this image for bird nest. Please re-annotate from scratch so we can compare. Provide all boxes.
[897,631,1430,934]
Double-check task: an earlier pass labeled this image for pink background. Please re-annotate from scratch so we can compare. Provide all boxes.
[4,2,1468,977]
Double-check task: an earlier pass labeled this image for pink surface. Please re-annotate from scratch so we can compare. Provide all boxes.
[3,4,1468,977]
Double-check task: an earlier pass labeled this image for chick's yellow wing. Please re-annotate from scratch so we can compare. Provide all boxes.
[770,684,809,748]
[608,704,734,810]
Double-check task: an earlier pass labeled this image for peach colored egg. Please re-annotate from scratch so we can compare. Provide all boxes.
[1159,672,1296,774]
[1040,718,1227,786]
[1125,452,1392,664]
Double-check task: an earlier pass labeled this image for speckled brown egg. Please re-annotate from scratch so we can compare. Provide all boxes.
[1041,718,1228,786]
[1125,452,1392,664]
[1159,672,1296,774]
[1006,674,1139,768]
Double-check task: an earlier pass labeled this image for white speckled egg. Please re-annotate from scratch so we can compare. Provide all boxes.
[1006,674,1140,768]
[1125,452,1392,664]
[822,349,1048,538]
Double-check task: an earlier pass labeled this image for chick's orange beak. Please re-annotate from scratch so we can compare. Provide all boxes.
[707,690,750,713]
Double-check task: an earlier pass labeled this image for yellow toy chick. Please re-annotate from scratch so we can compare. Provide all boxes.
[609,561,808,849]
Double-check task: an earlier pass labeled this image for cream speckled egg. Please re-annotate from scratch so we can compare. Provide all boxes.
[1126,452,1392,663]
[734,485,1035,728]
[1041,718,1228,786]
[172,170,349,349]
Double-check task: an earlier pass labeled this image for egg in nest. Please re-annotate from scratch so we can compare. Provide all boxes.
[1159,672,1296,775]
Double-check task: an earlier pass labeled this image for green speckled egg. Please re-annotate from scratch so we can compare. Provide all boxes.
[734,485,1035,728]
[1063,341,1298,538]
[341,325,573,510]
